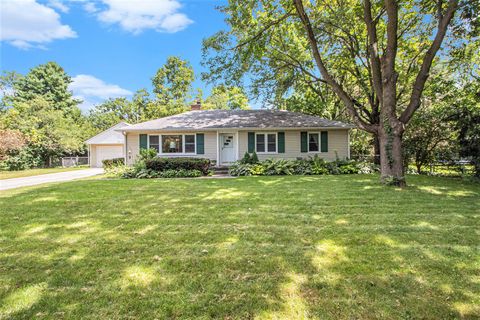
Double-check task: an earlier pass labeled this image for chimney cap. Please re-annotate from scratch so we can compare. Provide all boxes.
[191,100,201,110]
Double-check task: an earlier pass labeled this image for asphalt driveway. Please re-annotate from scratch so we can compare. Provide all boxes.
[0,168,104,191]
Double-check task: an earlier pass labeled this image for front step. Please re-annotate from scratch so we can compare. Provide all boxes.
[213,166,230,174]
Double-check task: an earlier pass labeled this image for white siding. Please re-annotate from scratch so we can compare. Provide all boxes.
[125,129,350,165]
[126,131,217,165]
[238,129,349,161]
[126,133,140,165]
[90,145,97,167]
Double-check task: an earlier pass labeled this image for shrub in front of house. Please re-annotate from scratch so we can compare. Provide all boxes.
[105,156,211,179]
[229,157,378,176]
[240,151,259,164]
[105,165,204,179]
[102,157,125,168]
[145,157,211,175]
[124,168,203,179]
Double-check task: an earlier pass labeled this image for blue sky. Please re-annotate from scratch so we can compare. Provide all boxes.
[0,0,229,111]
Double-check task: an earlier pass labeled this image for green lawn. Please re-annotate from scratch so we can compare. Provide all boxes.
[0,175,479,319]
[0,167,88,180]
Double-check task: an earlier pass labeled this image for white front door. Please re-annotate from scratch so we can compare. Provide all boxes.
[220,133,236,164]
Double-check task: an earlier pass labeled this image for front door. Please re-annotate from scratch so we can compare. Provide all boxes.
[220,133,235,164]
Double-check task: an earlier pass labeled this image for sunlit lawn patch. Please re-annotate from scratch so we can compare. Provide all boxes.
[0,175,479,319]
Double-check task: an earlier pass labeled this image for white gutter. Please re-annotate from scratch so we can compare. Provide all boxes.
[115,126,355,133]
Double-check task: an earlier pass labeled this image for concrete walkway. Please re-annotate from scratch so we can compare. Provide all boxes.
[0,168,104,191]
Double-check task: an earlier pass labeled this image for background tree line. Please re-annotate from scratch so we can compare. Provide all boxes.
[0,58,249,170]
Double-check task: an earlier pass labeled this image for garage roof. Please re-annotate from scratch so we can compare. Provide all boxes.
[85,122,130,145]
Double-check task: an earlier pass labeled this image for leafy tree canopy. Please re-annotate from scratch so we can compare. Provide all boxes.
[12,62,81,118]
[203,85,250,110]
[152,56,195,105]
[1,97,86,166]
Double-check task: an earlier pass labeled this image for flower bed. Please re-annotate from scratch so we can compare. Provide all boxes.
[229,154,377,176]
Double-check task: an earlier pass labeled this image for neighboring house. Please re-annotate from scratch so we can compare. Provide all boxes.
[86,122,130,167]
[86,106,354,167]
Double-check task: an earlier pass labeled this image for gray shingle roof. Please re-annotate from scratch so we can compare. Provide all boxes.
[118,110,354,132]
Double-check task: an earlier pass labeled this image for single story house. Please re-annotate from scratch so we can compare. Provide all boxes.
[85,122,130,167]
[86,106,354,167]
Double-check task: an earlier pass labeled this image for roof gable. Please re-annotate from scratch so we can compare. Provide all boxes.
[86,122,130,145]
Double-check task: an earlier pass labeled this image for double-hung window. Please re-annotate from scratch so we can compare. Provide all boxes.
[256,133,277,153]
[308,133,319,152]
[149,135,160,152]
[184,134,196,153]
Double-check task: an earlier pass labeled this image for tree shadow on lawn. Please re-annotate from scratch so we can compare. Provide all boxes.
[0,175,479,319]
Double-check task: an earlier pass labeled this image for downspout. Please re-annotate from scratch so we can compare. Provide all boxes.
[347,129,351,160]
[216,131,220,167]
[123,131,128,165]
[235,131,239,161]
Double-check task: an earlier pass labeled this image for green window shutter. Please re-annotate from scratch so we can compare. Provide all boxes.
[278,132,285,153]
[139,134,148,150]
[248,132,255,153]
[196,133,205,154]
[300,132,308,153]
[321,131,329,152]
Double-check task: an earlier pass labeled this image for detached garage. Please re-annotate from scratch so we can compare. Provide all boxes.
[85,122,129,167]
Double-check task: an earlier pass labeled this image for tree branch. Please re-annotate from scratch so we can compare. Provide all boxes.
[293,0,377,133]
[232,11,293,50]
[396,49,425,103]
[399,0,458,124]
[363,0,384,106]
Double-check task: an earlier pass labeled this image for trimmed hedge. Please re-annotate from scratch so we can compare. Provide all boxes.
[102,157,125,168]
[145,157,211,175]
[126,168,203,179]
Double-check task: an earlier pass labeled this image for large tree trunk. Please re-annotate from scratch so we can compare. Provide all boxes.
[378,124,406,187]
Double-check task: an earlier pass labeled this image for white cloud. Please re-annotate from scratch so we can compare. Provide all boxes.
[48,0,70,13]
[69,74,133,111]
[0,0,76,49]
[83,2,98,13]
[96,0,193,34]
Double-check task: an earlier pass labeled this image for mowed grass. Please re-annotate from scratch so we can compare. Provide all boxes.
[0,175,479,319]
[0,167,87,180]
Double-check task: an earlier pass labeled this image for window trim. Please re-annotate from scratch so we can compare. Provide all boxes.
[255,132,278,154]
[307,132,324,153]
[147,134,196,155]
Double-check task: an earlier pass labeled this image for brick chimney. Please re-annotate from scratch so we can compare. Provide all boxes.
[190,100,201,110]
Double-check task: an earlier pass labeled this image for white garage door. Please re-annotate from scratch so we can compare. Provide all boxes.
[95,145,124,167]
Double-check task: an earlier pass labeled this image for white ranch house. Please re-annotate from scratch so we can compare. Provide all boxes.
[86,107,354,167]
